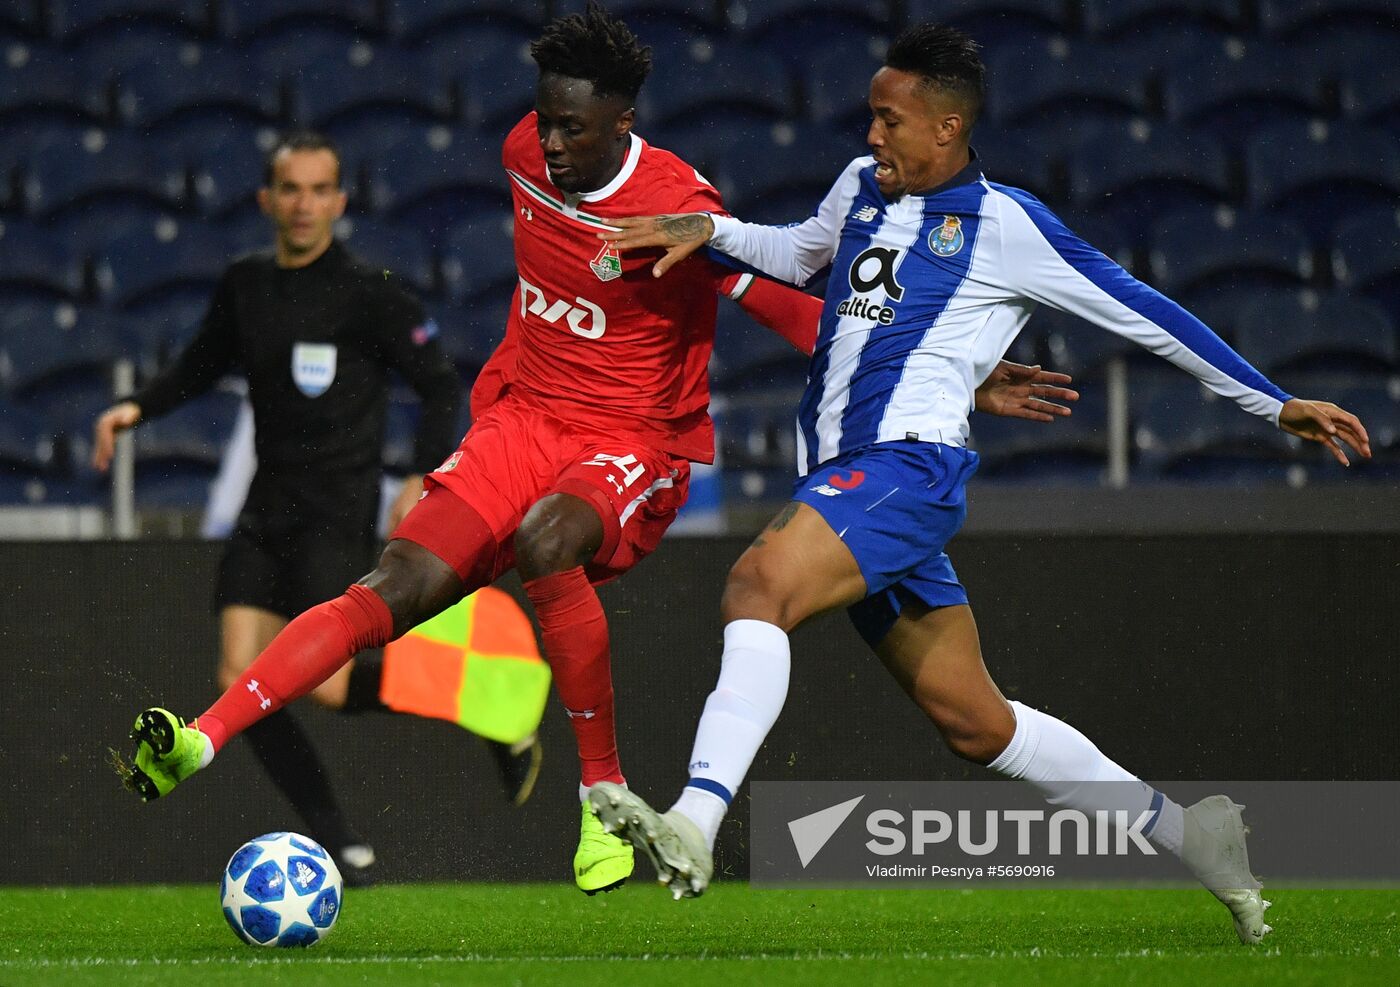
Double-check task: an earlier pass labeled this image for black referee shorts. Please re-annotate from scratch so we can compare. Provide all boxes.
[214,472,380,620]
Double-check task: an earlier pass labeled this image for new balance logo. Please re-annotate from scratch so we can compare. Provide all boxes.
[789,796,865,867]
[246,679,272,711]
[809,483,842,497]
[852,205,879,223]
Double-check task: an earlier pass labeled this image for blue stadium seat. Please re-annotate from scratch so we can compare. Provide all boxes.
[0,0,41,37]
[1161,42,1325,148]
[0,399,53,472]
[0,306,128,432]
[709,122,862,217]
[712,299,809,392]
[71,21,201,87]
[187,129,268,217]
[1336,58,1400,132]
[554,0,723,31]
[213,0,380,41]
[1081,0,1248,38]
[337,217,437,295]
[386,1,545,43]
[150,116,272,173]
[715,397,802,472]
[1234,290,1398,376]
[1033,306,1138,380]
[410,19,536,94]
[1148,206,1313,335]
[0,44,106,124]
[800,37,887,133]
[437,295,510,377]
[114,46,275,128]
[440,209,516,304]
[454,39,543,132]
[124,295,210,372]
[97,220,230,309]
[381,391,423,473]
[906,0,1069,46]
[638,39,793,128]
[975,127,1069,205]
[0,220,82,299]
[1246,122,1400,235]
[23,130,184,218]
[986,40,1150,128]
[1068,124,1232,239]
[1335,384,1400,451]
[49,0,209,41]
[1331,208,1400,325]
[371,128,506,233]
[971,388,1109,484]
[46,201,183,271]
[1258,0,1400,41]
[732,3,892,67]
[287,48,451,127]
[134,389,243,508]
[1055,208,1138,269]
[1134,383,1305,485]
[246,24,371,85]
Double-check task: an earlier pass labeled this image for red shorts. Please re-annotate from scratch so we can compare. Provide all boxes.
[392,394,691,586]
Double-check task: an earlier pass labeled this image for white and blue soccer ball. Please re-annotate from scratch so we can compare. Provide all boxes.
[220,832,343,947]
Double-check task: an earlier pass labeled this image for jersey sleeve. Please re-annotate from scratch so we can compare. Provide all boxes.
[130,268,239,417]
[366,278,464,472]
[705,156,869,288]
[992,187,1293,423]
[718,271,820,356]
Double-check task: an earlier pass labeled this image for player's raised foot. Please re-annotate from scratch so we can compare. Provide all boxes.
[575,800,634,895]
[1181,795,1273,944]
[113,707,210,802]
[486,734,543,808]
[588,782,713,899]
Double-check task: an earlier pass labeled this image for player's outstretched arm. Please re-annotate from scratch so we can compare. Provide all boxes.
[975,362,1079,422]
[605,213,715,278]
[1278,398,1371,467]
[92,401,142,472]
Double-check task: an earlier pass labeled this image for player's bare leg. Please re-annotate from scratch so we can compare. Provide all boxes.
[593,502,865,897]
[516,492,635,893]
[877,602,1270,944]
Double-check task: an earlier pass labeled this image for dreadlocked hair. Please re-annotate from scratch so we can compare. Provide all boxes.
[530,1,653,101]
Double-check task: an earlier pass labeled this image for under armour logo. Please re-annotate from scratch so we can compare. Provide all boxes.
[521,204,533,221]
[565,707,596,720]
[246,679,272,710]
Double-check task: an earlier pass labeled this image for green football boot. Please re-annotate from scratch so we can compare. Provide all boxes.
[113,707,209,802]
[575,799,634,895]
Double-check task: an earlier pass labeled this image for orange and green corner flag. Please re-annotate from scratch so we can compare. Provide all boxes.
[380,586,550,745]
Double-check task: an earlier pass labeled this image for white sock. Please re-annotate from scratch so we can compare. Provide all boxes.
[989,701,1184,858]
[195,729,215,769]
[671,619,790,849]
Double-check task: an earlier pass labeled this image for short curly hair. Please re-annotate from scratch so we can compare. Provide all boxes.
[529,1,652,102]
[885,23,986,126]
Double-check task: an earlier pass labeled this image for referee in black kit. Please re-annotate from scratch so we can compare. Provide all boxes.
[94,132,538,883]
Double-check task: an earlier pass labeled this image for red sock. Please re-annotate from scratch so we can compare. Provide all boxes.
[523,568,623,788]
[198,585,393,752]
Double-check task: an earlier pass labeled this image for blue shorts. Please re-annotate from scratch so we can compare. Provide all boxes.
[791,442,979,647]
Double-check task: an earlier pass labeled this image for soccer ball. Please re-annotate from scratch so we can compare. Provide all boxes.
[220,832,343,947]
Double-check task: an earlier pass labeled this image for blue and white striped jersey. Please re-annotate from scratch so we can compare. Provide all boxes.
[708,155,1292,474]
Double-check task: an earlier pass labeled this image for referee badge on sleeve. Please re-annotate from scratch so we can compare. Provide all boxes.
[292,342,337,397]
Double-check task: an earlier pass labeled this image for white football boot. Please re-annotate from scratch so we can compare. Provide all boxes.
[1181,795,1273,944]
[589,782,714,899]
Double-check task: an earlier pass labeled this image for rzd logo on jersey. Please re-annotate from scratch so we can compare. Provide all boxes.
[519,276,607,339]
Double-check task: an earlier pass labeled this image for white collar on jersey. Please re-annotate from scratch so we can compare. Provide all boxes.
[560,131,643,207]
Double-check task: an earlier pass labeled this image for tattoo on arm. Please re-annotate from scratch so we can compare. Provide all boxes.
[657,213,711,244]
[765,501,801,533]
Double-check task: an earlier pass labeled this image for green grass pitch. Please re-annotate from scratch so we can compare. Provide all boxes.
[2,884,1397,985]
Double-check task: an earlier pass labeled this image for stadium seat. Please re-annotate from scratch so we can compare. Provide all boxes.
[1245,122,1400,236]
[440,209,516,304]
[732,4,891,68]
[45,201,182,269]
[555,0,723,31]
[0,43,106,125]
[410,19,536,94]
[1080,0,1248,38]
[975,127,1071,205]
[906,0,1069,46]
[712,299,809,392]
[638,39,794,128]
[708,122,861,217]
[71,21,201,87]
[0,399,58,505]
[1068,124,1232,239]
[453,39,540,131]
[1033,305,1138,380]
[0,305,128,431]
[1234,289,1399,376]
[0,0,41,37]
[96,220,230,309]
[1161,42,1325,148]
[246,24,371,88]
[336,216,438,296]
[437,296,510,377]
[114,46,276,129]
[381,392,421,474]
[385,1,545,43]
[212,0,380,41]
[23,130,184,218]
[1331,208,1400,325]
[0,220,82,300]
[48,0,208,42]
[715,397,803,472]
[371,128,506,233]
[1258,0,1400,41]
[187,129,268,217]
[1134,383,1305,485]
[971,387,1110,484]
[1148,206,1313,335]
[287,48,451,128]
[123,295,210,372]
[985,40,1150,129]
[800,37,887,133]
[1336,58,1400,132]
[133,389,243,509]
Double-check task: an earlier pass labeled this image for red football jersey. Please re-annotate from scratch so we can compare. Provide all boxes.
[473,113,736,463]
